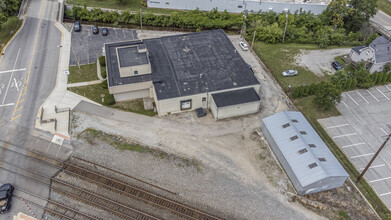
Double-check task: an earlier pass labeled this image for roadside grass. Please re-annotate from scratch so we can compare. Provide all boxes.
[112,99,157,116]
[68,64,99,83]
[254,42,391,219]
[68,83,113,104]
[378,0,391,17]
[66,0,178,14]
[0,17,22,53]
[252,42,327,90]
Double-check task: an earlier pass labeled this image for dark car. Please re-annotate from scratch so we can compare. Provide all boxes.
[92,26,99,34]
[102,28,108,36]
[74,21,81,32]
[0,184,14,213]
[332,61,343,70]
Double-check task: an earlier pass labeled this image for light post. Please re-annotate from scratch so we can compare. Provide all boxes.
[282,9,289,43]
[140,9,143,31]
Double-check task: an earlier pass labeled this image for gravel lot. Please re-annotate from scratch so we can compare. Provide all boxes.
[294,48,350,76]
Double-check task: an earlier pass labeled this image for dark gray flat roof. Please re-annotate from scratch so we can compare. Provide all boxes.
[117,46,149,67]
[105,40,152,87]
[351,46,365,54]
[105,30,260,99]
[212,87,260,108]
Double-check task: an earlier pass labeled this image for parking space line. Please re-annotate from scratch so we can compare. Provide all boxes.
[376,88,390,100]
[342,142,366,148]
[356,91,369,103]
[367,90,380,102]
[359,164,386,170]
[326,123,349,129]
[380,191,391,196]
[386,85,391,92]
[350,152,375,159]
[341,100,349,108]
[369,176,391,183]
[346,93,359,105]
[381,128,388,135]
[333,133,357,138]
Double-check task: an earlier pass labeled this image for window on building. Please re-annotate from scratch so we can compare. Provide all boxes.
[319,158,326,162]
[291,119,298,123]
[300,131,307,135]
[308,144,316,148]
[202,97,206,102]
[290,135,298,141]
[134,70,138,75]
[308,163,318,169]
[238,5,242,8]
[180,100,192,110]
[298,148,308,154]
[282,123,290,128]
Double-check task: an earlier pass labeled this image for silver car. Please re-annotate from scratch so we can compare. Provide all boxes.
[282,70,298,77]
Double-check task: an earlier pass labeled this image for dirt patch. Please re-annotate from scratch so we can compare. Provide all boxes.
[295,48,350,76]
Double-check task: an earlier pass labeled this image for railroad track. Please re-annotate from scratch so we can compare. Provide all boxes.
[51,178,160,220]
[62,160,222,220]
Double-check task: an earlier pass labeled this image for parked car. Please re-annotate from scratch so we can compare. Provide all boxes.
[74,21,81,32]
[239,42,249,51]
[332,61,343,70]
[0,184,14,214]
[102,28,108,36]
[92,26,99,34]
[282,70,298,77]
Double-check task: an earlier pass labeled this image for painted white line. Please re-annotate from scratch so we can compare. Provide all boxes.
[377,88,390,100]
[333,133,358,138]
[342,142,366,149]
[380,191,391,196]
[386,85,391,92]
[0,103,15,107]
[341,100,349,108]
[2,48,20,105]
[13,78,19,92]
[381,128,388,135]
[356,91,369,104]
[326,124,349,129]
[359,164,386,171]
[369,176,391,183]
[367,90,380,102]
[0,68,26,74]
[350,152,375,159]
[346,93,359,105]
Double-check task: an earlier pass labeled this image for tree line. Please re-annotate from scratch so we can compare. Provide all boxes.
[0,0,22,28]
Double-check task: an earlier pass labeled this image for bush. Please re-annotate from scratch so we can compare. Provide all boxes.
[303,86,310,97]
[101,69,107,79]
[309,83,317,95]
[292,87,300,98]
[99,56,106,66]
[104,94,115,105]
[351,78,357,89]
[101,79,108,89]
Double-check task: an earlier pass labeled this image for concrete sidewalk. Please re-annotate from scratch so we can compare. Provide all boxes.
[67,80,102,88]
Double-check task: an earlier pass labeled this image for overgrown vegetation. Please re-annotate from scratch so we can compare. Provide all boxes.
[0,16,21,51]
[68,63,99,83]
[0,0,22,26]
[68,83,115,105]
[378,0,391,17]
[112,99,156,116]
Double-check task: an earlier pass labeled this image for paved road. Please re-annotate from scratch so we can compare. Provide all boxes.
[0,0,61,128]
[372,10,391,31]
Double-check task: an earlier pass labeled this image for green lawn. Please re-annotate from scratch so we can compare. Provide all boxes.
[378,0,391,17]
[294,96,341,119]
[0,17,22,53]
[66,0,178,14]
[112,99,156,116]
[252,42,328,90]
[68,83,113,105]
[68,64,99,83]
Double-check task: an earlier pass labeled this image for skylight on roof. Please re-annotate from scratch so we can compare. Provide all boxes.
[291,119,298,123]
[319,158,326,162]
[282,123,290,128]
[309,144,317,148]
[290,135,298,141]
[298,148,308,154]
[308,163,318,169]
[300,131,307,135]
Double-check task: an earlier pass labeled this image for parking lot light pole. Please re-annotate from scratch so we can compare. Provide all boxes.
[251,30,256,51]
[355,132,391,183]
[140,9,143,31]
[282,9,289,43]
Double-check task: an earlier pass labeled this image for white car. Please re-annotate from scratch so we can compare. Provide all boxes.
[239,42,249,51]
[282,70,298,77]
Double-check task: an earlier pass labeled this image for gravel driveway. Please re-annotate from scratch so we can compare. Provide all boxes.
[295,48,350,76]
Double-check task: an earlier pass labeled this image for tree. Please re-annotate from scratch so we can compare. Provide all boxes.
[313,82,342,110]
[345,0,377,32]
[292,87,300,98]
[321,0,350,29]
[353,62,374,88]
[376,72,384,85]
[344,78,352,90]
[351,78,358,89]
[309,83,317,95]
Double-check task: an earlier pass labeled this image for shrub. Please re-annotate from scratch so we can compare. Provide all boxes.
[309,83,317,95]
[101,79,108,89]
[99,56,106,66]
[103,93,115,105]
[101,69,107,79]
[303,86,310,97]
[344,78,352,90]
[377,72,384,85]
[351,78,357,89]
[292,87,300,98]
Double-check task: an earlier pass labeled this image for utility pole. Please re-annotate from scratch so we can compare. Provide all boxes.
[356,130,391,183]
[251,30,256,51]
[140,9,143,31]
[282,9,289,43]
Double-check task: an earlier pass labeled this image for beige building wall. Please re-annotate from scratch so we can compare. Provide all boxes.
[108,81,152,94]
[350,48,374,63]
[114,89,151,102]
[211,100,261,119]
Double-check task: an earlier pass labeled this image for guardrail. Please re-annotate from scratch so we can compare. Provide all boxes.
[370,21,391,40]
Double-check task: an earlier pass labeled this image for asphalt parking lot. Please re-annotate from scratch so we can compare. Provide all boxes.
[318,84,391,209]
[70,25,137,66]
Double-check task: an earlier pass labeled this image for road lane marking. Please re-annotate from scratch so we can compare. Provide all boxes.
[359,164,385,171]
[13,78,19,91]
[380,128,388,135]
[350,152,375,159]
[2,48,21,104]
[333,133,357,138]
[11,0,47,121]
[367,90,380,102]
[0,68,26,74]
[376,88,390,100]
[341,100,349,108]
[342,142,366,149]
[356,91,369,103]
[380,191,391,196]
[326,123,349,129]
[346,93,359,105]
[15,106,23,112]
[0,103,15,107]
[369,176,391,183]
